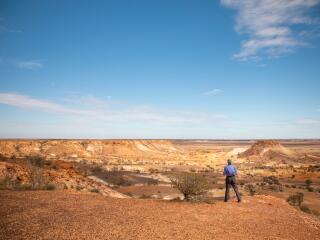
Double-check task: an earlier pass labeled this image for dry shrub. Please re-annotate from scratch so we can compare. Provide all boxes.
[287,192,304,207]
[170,172,210,200]
[28,163,55,190]
[245,184,256,196]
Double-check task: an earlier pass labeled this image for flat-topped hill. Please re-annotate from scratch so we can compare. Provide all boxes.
[238,140,294,160]
[0,140,180,161]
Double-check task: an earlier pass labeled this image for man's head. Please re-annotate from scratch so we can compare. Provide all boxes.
[227,159,232,165]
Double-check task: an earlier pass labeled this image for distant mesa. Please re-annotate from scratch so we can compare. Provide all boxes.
[238,140,294,160]
[0,139,180,161]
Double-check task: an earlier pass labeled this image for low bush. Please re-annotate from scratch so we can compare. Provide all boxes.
[26,155,58,169]
[305,179,312,186]
[287,192,304,207]
[90,188,100,193]
[26,156,47,167]
[307,187,314,192]
[45,183,56,191]
[245,184,256,196]
[170,172,210,200]
[263,176,280,185]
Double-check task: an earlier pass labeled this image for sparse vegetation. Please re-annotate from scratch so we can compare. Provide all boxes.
[307,187,314,192]
[170,172,210,200]
[263,176,280,185]
[245,184,256,196]
[287,192,304,207]
[305,179,312,186]
[90,188,100,193]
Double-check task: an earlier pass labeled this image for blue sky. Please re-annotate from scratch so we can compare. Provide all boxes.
[0,0,320,139]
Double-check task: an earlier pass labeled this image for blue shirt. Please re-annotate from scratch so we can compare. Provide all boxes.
[223,164,237,176]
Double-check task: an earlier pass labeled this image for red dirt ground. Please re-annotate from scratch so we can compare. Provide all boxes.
[1,190,319,240]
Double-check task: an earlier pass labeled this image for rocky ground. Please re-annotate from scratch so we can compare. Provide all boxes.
[1,190,319,240]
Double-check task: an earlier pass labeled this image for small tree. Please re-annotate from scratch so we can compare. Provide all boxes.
[170,172,210,200]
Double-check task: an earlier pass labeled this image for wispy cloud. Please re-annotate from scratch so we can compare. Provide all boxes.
[14,60,43,70]
[221,0,320,61]
[203,89,223,96]
[0,26,22,34]
[0,93,226,124]
[295,118,320,125]
[0,93,91,115]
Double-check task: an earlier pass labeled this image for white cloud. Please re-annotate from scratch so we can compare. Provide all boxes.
[0,92,226,124]
[14,60,43,70]
[221,0,320,61]
[295,118,320,125]
[203,89,223,96]
[0,93,91,115]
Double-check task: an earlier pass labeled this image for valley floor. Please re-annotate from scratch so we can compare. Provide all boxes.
[1,190,319,240]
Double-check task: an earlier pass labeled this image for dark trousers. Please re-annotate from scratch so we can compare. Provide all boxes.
[224,176,241,202]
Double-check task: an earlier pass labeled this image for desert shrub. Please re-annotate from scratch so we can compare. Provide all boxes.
[287,192,304,207]
[292,185,296,188]
[0,172,49,191]
[149,168,159,174]
[307,187,314,192]
[90,188,100,193]
[305,179,312,186]
[0,173,13,190]
[0,153,7,161]
[26,156,47,167]
[170,172,210,200]
[28,166,47,190]
[14,184,33,191]
[245,184,256,196]
[139,194,149,199]
[263,176,280,185]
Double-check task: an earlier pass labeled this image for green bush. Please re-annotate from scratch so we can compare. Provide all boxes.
[170,172,210,200]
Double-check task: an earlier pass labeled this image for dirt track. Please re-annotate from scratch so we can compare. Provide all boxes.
[1,190,319,240]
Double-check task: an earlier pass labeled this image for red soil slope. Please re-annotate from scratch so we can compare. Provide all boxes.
[1,190,319,240]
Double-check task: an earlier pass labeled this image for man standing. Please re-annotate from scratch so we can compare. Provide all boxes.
[223,159,241,202]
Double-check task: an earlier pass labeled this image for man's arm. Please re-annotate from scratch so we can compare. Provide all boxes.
[234,166,237,176]
[223,166,226,176]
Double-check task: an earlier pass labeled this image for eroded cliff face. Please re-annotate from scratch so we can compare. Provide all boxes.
[238,140,295,162]
[0,140,181,161]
